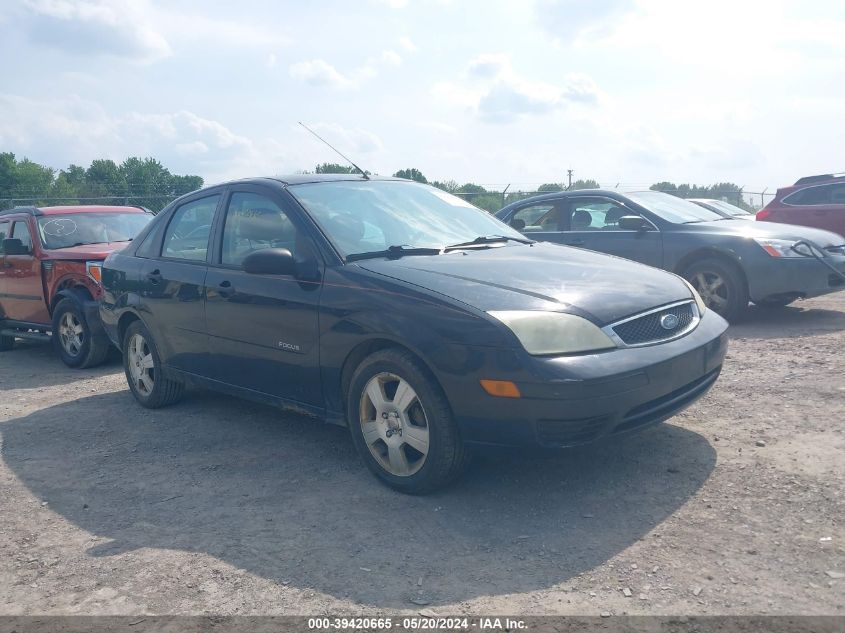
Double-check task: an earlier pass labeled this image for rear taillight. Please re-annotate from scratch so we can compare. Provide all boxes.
[756,209,772,221]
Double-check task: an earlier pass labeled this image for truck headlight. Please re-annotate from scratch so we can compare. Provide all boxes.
[488,311,616,355]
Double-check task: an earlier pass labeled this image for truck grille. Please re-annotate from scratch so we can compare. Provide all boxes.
[611,301,697,346]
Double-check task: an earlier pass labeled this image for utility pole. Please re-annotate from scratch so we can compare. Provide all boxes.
[567,169,573,190]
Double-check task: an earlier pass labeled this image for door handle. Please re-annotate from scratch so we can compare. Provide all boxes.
[146,269,162,284]
[217,280,234,298]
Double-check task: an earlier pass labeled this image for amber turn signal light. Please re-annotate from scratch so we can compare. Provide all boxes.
[479,379,521,398]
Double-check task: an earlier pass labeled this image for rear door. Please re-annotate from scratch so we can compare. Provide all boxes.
[204,186,323,406]
[782,183,845,236]
[503,200,565,243]
[0,219,10,319]
[2,219,48,323]
[137,193,222,375]
[557,196,663,267]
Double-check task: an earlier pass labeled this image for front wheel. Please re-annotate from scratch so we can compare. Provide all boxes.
[683,258,749,322]
[52,298,110,368]
[347,348,469,494]
[122,320,184,408]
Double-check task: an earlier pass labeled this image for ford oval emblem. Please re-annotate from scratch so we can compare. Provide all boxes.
[660,313,680,330]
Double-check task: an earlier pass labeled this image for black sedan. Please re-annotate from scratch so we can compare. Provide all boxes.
[101,176,728,493]
[497,190,845,320]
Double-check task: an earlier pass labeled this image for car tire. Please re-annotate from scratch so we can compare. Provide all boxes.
[347,347,469,494]
[123,320,184,408]
[0,332,14,351]
[683,258,749,322]
[52,298,111,368]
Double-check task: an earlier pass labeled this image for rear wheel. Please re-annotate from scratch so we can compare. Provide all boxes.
[122,320,184,408]
[683,258,748,322]
[52,298,110,368]
[347,348,469,494]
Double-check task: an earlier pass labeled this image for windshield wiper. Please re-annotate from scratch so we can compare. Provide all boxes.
[444,235,534,251]
[346,244,442,262]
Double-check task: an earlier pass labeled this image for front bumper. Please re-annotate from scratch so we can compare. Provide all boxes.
[437,310,729,449]
[746,254,845,302]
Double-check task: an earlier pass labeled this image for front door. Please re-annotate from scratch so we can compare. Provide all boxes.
[556,196,663,267]
[204,188,323,407]
[138,194,221,375]
[1,220,48,323]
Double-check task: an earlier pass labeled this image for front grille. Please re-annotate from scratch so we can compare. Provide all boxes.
[612,302,696,346]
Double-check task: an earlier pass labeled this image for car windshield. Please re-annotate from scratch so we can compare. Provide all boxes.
[706,199,752,216]
[288,180,524,258]
[37,212,152,249]
[627,191,726,224]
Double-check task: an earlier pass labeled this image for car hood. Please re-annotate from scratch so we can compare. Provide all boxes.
[41,242,132,259]
[355,242,692,325]
[691,219,844,246]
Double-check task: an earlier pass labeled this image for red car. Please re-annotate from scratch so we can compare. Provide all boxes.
[0,205,152,367]
[757,174,845,238]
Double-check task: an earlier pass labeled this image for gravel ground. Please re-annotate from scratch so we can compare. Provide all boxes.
[0,295,843,616]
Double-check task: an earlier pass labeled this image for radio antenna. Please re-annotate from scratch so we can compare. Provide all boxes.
[298,121,370,180]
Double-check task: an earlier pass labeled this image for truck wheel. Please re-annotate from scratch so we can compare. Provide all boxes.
[123,320,184,408]
[347,347,469,494]
[683,258,749,322]
[0,333,14,351]
[52,298,111,368]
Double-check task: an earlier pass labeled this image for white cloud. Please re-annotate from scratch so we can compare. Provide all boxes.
[467,53,511,80]
[305,122,384,155]
[373,0,409,7]
[0,94,285,182]
[380,50,403,66]
[399,36,418,53]
[534,0,635,42]
[289,59,353,89]
[20,0,171,63]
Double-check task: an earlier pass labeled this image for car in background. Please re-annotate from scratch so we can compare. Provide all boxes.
[100,175,729,493]
[689,198,755,220]
[757,174,845,236]
[0,205,153,367]
[497,190,845,320]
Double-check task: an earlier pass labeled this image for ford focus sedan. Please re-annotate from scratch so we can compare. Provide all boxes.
[100,176,728,493]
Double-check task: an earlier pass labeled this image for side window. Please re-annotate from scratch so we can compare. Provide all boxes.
[162,195,220,261]
[829,185,845,204]
[785,185,833,206]
[566,198,633,231]
[12,221,34,252]
[0,221,8,254]
[221,192,299,267]
[511,203,560,232]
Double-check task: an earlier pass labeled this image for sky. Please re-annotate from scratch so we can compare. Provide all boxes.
[0,0,843,194]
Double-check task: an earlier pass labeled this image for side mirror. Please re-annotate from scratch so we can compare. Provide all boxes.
[242,248,296,275]
[510,218,526,230]
[2,238,29,255]
[618,216,649,231]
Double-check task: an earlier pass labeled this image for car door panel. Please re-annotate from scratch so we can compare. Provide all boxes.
[204,187,323,406]
[2,220,48,323]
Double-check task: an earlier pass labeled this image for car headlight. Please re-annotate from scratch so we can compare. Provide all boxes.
[86,261,103,285]
[487,311,616,355]
[754,238,817,258]
[680,277,707,315]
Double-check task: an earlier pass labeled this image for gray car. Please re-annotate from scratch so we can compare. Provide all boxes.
[497,190,845,321]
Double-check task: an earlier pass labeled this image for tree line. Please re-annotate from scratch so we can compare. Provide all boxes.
[1,153,751,215]
[0,153,204,212]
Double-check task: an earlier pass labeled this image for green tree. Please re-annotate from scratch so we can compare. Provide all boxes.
[14,159,55,203]
[315,162,357,174]
[393,168,428,183]
[570,179,600,190]
[431,179,460,193]
[538,183,564,192]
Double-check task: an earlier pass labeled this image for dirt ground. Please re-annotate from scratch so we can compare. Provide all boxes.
[0,296,843,617]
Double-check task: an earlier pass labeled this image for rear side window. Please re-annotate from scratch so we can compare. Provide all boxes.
[784,183,845,206]
[0,221,8,254]
[162,195,220,261]
[511,203,559,231]
[566,198,633,231]
[12,221,33,252]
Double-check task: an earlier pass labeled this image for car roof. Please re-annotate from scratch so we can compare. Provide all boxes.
[794,173,845,186]
[225,174,404,187]
[498,188,636,213]
[0,205,150,217]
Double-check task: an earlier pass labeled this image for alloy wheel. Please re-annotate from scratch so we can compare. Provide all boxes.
[690,271,728,313]
[359,372,430,477]
[128,333,155,396]
[58,312,84,357]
